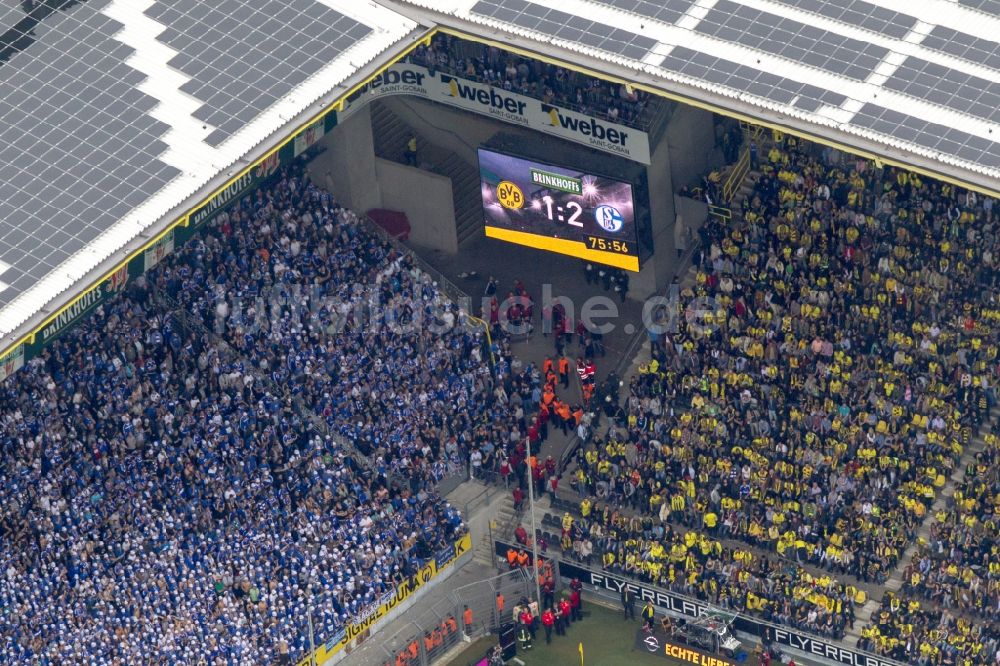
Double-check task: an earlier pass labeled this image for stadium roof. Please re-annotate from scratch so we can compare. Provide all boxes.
[390,0,1000,193]
[3,0,1000,362]
[0,0,419,345]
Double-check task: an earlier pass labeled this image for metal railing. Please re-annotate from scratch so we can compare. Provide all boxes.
[511,543,914,666]
[720,120,767,205]
[722,144,751,203]
[466,314,496,367]
[738,120,765,140]
[707,203,732,223]
[342,569,533,666]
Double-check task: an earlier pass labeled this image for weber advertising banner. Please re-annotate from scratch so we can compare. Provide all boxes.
[337,65,433,124]
[494,540,902,666]
[338,63,651,164]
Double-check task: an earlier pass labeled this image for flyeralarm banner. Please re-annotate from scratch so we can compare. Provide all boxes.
[338,63,651,164]
[494,540,904,666]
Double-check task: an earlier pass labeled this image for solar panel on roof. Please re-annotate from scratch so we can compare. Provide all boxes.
[885,57,1000,124]
[471,0,657,59]
[923,25,1000,73]
[660,46,848,111]
[853,103,1000,168]
[0,0,179,308]
[696,0,887,81]
[0,3,25,34]
[955,0,1000,15]
[147,0,372,147]
[589,0,697,25]
[769,0,916,38]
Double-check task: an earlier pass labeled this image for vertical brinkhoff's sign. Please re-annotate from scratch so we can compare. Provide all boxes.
[144,230,175,271]
[0,343,24,383]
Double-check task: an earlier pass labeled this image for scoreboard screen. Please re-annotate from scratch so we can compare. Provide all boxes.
[478,148,640,271]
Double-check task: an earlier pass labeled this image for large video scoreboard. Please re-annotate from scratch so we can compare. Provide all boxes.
[478,148,640,271]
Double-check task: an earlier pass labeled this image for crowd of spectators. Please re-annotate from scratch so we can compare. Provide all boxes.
[170,170,499,490]
[559,135,1000,662]
[869,416,1000,666]
[0,162,481,665]
[860,592,999,665]
[565,501,859,639]
[901,425,999,620]
[3,48,999,663]
[408,34,652,129]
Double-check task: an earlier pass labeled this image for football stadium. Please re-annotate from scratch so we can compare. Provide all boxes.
[1,0,999,665]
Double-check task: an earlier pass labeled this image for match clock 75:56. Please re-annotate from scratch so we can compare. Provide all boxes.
[586,236,630,253]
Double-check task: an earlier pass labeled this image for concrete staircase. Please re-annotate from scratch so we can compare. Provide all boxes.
[451,483,518,568]
[730,169,760,214]
[369,101,483,246]
[618,261,700,387]
[483,490,520,564]
[841,402,1000,646]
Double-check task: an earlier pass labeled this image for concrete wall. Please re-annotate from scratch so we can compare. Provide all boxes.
[308,104,381,213]
[630,106,725,299]
[381,96,536,169]
[310,95,713,288]
[375,158,458,253]
[666,106,721,192]
[632,124,678,299]
[674,196,708,250]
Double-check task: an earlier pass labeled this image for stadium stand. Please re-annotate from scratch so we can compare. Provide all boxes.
[902,424,998,618]
[566,505,857,639]
[858,425,1000,664]
[860,592,999,665]
[0,163,472,665]
[5,2,1000,666]
[559,135,1000,663]
[168,173,494,486]
[407,34,654,130]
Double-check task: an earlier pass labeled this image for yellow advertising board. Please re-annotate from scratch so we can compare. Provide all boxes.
[296,533,472,666]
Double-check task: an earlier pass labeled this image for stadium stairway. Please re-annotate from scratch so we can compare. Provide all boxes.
[732,169,760,209]
[616,260,700,388]
[842,400,1000,644]
[446,479,519,568]
[163,301,376,470]
[489,493,521,559]
[369,101,483,246]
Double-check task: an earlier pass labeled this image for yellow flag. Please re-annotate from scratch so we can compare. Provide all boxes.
[578,642,584,666]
